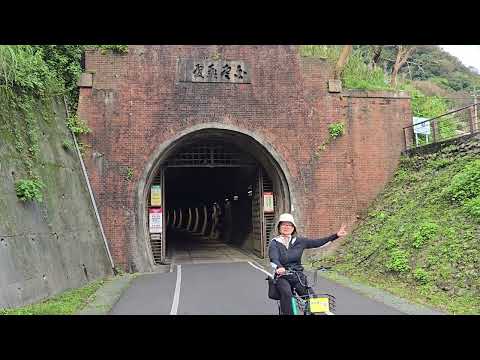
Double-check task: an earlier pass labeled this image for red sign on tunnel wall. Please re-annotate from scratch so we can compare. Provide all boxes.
[149,208,163,233]
[264,192,274,213]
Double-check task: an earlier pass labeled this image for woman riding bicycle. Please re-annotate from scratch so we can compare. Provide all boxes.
[268,213,347,315]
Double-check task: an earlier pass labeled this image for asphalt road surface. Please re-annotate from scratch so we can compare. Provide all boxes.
[110,261,405,315]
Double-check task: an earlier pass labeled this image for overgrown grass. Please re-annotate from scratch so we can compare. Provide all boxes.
[299,45,392,91]
[299,45,455,123]
[312,148,480,314]
[0,279,105,315]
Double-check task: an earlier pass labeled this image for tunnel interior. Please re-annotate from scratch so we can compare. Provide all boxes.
[164,166,257,257]
[146,134,284,265]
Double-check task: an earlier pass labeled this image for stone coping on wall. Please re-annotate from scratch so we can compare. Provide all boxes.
[343,89,411,99]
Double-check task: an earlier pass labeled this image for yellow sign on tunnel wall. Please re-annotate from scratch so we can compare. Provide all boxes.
[151,185,162,206]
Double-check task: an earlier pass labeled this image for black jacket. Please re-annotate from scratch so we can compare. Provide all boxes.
[268,233,339,271]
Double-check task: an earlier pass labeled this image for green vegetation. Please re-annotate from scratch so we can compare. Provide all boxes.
[125,167,134,181]
[1,45,77,201]
[328,122,345,139]
[312,146,480,314]
[62,139,74,151]
[300,45,392,91]
[97,45,129,55]
[15,178,45,202]
[1,45,126,201]
[396,45,480,92]
[0,279,105,315]
[315,121,346,155]
[66,114,91,136]
[299,45,477,128]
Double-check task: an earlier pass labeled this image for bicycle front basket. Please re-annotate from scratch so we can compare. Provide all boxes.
[308,294,335,314]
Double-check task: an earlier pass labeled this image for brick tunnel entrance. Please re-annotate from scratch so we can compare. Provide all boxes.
[144,128,292,266]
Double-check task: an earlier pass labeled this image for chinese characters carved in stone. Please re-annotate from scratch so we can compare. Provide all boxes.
[178,59,251,83]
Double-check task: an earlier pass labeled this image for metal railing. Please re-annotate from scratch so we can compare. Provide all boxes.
[403,102,479,150]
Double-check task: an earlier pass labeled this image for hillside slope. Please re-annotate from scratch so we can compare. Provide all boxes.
[0,45,113,309]
[313,136,480,314]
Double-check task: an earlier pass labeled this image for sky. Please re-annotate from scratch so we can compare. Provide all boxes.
[439,45,480,74]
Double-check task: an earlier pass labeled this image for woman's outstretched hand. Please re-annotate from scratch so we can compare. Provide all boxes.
[336,223,347,237]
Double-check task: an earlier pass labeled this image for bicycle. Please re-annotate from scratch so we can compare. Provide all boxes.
[270,268,336,315]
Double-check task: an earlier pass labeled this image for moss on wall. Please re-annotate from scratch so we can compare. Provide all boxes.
[0,97,112,309]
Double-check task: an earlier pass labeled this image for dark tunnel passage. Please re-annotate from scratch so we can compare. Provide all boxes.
[164,166,257,260]
[146,134,286,265]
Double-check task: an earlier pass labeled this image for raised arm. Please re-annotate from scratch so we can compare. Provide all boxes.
[303,233,339,249]
[304,223,347,249]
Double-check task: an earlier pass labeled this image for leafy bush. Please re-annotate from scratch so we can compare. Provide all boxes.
[464,196,480,219]
[62,140,74,151]
[373,211,386,220]
[442,160,480,203]
[97,45,129,55]
[386,238,398,249]
[427,157,453,170]
[66,114,91,135]
[413,268,429,284]
[15,178,45,202]
[386,249,410,273]
[0,46,62,99]
[412,222,439,248]
[343,51,391,91]
[328,122,345,139]
[125,168,134,181]
[31,45,85,112]
[299,46,392,91]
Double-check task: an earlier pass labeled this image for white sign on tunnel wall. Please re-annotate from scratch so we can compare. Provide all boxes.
[149,208,163,233]
[264,192,274,213]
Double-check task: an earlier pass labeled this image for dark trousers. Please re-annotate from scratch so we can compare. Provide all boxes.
[275,272,309,315]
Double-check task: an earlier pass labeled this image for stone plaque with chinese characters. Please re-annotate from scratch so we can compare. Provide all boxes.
[177,59,251,83]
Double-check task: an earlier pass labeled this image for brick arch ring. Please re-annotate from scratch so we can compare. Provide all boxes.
[133,122,298,271]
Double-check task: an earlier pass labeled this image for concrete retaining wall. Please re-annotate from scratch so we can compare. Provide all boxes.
[0,98,113,309]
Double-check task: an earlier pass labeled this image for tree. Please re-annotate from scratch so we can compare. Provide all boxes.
[390,45,416,87]
[369,45,383,70]
[334,45,353,80]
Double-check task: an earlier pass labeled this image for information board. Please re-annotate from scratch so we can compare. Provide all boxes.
[149,208,163,233]
[264,192,274,213]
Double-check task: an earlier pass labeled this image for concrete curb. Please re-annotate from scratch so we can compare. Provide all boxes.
[76,274,137,315]
[313,270,445,315]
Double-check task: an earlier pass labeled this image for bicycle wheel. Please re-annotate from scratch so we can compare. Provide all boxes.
[297,288,317,315]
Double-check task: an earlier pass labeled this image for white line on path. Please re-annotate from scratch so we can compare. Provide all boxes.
[247,261,273,278]
[169,265,182,315]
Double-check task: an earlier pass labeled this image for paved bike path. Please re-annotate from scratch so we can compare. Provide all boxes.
[110,272,177,315]
[109,261,406,315]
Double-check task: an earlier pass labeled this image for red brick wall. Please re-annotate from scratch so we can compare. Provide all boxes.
[77,46,411,270]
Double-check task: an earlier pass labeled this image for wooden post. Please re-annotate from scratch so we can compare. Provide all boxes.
[431,120,437,143]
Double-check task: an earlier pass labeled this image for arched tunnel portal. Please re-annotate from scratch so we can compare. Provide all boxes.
[141,127,293,266]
